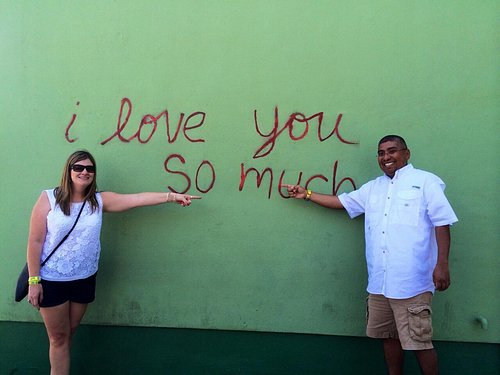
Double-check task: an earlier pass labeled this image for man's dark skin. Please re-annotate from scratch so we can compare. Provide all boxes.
[283,139,451,375]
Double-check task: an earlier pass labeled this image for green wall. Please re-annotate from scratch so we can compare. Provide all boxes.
[1,0,498,345]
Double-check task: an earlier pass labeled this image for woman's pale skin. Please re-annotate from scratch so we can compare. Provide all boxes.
[26,158,200,375]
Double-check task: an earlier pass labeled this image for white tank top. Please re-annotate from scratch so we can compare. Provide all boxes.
[40,189,103,281]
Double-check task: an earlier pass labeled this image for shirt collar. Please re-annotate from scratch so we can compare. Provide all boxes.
[383,163,414,180]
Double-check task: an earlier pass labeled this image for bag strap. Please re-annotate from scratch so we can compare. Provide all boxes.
[40,201,86,267]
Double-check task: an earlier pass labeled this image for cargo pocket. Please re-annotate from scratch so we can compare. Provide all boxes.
[408,305,433,341]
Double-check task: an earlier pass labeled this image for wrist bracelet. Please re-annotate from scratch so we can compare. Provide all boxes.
[305,189,312,201]
[28,276,41,285]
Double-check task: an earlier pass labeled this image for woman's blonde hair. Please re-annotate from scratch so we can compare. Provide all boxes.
[55,150,99,215]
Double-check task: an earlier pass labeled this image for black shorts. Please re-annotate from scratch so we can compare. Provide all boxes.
[39,273,97,308]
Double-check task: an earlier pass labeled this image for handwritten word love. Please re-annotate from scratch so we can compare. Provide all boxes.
[65,98,206,145]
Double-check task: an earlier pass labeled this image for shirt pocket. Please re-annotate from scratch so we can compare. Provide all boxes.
[390,190,422,226]
[366,195,382,229]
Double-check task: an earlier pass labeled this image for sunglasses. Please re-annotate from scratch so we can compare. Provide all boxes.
[71,164,96,173]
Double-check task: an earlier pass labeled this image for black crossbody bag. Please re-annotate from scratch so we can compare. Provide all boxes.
[15,201,86,302]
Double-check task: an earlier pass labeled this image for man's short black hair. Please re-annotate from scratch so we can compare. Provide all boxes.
[378,135,408,149]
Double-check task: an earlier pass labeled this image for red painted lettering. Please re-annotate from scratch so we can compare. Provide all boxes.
[101,98,206,145]
[64,101,80,143]
[240,161,357,199]
[183,112,206,143]
[331,160,356,195]
[164,154,191,194]
[239,164,274,199]
[195,160,216,193]
[253,107,357,159]
[164,154,216,194]
[100,98,133,145]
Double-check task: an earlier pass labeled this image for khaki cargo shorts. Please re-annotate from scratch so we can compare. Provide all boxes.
[366,292,434,350]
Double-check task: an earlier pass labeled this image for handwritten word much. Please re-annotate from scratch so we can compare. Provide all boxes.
[239,160,356,199]
[252,107,358,159]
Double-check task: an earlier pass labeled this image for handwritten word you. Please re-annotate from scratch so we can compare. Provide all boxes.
[252,107,357,159]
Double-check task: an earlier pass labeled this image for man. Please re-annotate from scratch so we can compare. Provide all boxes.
[283,135,458,375]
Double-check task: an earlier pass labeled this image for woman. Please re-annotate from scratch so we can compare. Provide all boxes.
[26,150,200,375]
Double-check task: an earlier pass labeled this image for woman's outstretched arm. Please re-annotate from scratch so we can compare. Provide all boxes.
[101,192,201,212]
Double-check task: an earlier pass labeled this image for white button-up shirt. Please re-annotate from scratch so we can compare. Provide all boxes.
[338,164,458,299]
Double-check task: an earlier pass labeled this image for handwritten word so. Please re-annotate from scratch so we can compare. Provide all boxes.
[164,154,216,194]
